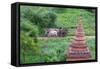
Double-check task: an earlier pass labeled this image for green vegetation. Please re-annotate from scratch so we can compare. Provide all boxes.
[20,6,96,64]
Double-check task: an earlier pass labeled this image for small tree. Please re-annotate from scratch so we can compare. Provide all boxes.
[42,11,57,28]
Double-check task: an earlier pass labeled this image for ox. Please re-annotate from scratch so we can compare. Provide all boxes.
[45,28,67,37]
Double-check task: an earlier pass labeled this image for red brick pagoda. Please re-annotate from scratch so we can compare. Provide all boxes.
[67,17,91,61]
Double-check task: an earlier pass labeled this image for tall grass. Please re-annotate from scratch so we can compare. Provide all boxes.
[20,36,95,63]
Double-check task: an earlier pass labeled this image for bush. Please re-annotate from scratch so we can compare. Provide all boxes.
[20,32,41,63]
[42,11,57,28]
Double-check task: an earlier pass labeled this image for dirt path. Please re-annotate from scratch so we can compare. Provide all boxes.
[37,36,95,40]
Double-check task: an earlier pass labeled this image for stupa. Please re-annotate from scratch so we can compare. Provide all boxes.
[67,16,91,61]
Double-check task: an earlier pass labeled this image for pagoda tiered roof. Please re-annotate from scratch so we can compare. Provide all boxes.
[67,17,91,61]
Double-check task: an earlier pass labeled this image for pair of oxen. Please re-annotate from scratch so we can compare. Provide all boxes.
[45,28,67,37]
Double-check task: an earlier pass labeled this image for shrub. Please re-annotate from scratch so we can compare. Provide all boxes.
[20,32,41,63]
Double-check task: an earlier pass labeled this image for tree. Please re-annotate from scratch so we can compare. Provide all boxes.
[42,11,57,28]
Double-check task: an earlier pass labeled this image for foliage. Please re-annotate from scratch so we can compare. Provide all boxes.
[42,11,57,28]
[20,6,57,36]
[20,6,96,64]
[20,32,41,63]
[20,35,95,63]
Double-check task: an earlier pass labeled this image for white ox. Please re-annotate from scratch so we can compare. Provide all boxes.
[47,29,58,37]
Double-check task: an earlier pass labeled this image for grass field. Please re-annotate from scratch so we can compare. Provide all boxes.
[20,36,95,64]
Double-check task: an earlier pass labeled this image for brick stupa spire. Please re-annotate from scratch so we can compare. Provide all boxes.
[67,17,91,61]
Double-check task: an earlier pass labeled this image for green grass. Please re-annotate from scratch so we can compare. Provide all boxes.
[20,36,96,63]
[39,37,72,62]
[87,37,96,59]
[55,9,95,36]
